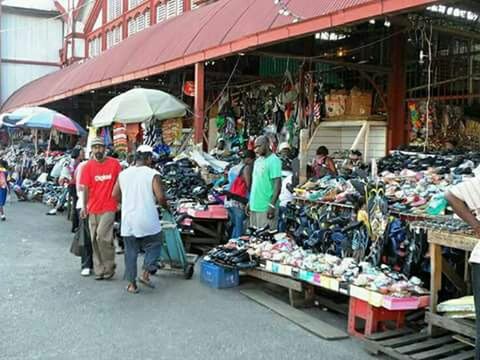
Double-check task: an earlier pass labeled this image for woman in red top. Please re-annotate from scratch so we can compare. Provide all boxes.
[226,150,255,238]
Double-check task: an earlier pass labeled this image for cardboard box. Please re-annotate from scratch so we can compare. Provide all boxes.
[346,89,372,116]
[382,296,420,310]
[325,91,347,117]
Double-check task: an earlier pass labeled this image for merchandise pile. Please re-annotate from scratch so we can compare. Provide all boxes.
[295,150,480,217]
[0,145,71,209]
[206,235,428,299]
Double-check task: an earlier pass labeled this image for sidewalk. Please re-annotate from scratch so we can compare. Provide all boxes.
[0,201,375,360]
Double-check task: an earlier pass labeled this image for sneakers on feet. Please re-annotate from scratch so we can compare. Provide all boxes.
[80,268,91,276]
[46,209,57,216]
[0,215,5,221]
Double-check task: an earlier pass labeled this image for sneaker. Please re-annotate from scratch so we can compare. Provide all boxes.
[80,268,91,276]
[1,216,5,221]
[46,209,57,216]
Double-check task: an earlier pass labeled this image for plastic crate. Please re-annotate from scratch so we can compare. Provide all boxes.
[200,260,239,289]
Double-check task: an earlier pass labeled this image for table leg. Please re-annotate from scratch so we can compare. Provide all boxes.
[429,243,442,335]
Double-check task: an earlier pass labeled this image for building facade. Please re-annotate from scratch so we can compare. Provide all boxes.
[0,1,64,105]
[84,0,212,58]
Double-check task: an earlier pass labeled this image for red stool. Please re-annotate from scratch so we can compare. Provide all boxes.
[348,297,406,337]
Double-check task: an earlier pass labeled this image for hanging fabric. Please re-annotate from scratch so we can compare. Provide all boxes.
[113,123,128,153]
[100,127,112,147]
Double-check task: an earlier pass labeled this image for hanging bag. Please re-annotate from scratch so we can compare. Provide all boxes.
[70,219,89,257]
[227,166,249,204]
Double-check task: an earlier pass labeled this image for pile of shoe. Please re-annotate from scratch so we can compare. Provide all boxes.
[294,176,363,205]
[219,235,429,297]
[204,239,257,269]
[159,159,208,201]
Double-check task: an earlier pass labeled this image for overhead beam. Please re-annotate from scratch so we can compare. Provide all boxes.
[252,51,391,74]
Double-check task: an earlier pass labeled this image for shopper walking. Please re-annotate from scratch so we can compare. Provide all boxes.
[75,157,93,276]
[0,160,10,221]
[80,137,121,280]
[112,145,168,294]
[246,136,282,230]
[445,182,480,360]
[68,147,85,232]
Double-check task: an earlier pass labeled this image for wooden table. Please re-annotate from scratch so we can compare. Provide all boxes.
[427,230,478,338]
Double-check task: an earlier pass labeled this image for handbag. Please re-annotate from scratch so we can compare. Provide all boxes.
[228,166,248,204]
[70,219,89,257]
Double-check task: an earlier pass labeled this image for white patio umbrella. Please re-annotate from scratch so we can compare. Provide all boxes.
[91,88,188,128]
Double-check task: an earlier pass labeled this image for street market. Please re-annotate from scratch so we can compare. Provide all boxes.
[2,0,480,359]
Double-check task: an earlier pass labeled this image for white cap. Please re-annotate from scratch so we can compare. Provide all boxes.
[136,145,153,153]
[278,142,290,152]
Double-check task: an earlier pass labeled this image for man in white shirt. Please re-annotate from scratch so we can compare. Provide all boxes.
[445,178,480,359]
[277,170,293,232]
[112,145,168,294]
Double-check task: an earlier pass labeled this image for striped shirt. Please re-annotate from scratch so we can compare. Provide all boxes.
[449,177,480,263]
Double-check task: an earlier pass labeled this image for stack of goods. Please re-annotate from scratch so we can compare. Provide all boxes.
[437,296,475,319]
[296,151,480,217]
[161,118,183,145]
[206,235,428,300]
[324,88,373,118]
[379,151,480,215]
[113,124,128,154]
[159,158,208,202]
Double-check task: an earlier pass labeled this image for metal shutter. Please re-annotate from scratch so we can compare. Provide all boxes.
[191,0,199,10]
[145,11,150,27]
[128,18,136,36]
[136,13,145,32]
[114,26,122,45]
[166,0,176,19]
[157,4,166,22]
[177,0,183,15]
[107,30,113,48]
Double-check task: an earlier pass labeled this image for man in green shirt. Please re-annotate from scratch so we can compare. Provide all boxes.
[246,136,282,229]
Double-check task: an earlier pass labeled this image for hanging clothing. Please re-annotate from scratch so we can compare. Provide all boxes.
[113,124,128,153]
[100,127,112,147]
[143,121,160,147]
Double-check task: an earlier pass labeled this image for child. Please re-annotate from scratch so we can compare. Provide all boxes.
[0,160,9,221]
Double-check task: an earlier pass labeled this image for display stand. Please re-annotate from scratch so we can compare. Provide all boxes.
[178,204,228,250]
[427,230,477,339]
[306,118,387,164]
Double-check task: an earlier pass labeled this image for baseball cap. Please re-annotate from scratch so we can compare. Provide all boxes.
[91,137,105,147]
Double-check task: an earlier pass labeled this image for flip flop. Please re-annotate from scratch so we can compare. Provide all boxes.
[126,284,139,294]
[138,276,155,288]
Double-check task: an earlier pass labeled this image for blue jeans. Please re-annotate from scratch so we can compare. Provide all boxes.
[124,232,163,283]
[277,206,287,232]
[229,206,246,239]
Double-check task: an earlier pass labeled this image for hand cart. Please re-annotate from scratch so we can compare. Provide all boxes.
[158,211,198,279]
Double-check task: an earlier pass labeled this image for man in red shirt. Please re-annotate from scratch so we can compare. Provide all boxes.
[80,137,121,280]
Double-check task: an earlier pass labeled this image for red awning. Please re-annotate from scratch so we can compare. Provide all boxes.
[2,0,437,111]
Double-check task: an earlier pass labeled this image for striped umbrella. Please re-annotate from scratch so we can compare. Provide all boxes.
[16,108,86,136]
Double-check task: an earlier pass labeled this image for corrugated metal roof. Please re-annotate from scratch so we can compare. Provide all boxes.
[2,0,58,12]
[2,0,438,111]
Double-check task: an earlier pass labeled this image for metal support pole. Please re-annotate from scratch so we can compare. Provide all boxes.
[194,62,205,146]
[387,29,407,150]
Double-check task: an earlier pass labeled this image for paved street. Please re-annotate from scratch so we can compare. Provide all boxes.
[0,201,375,360]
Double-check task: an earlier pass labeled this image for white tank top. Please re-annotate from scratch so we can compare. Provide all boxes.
[119,166,162,237]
